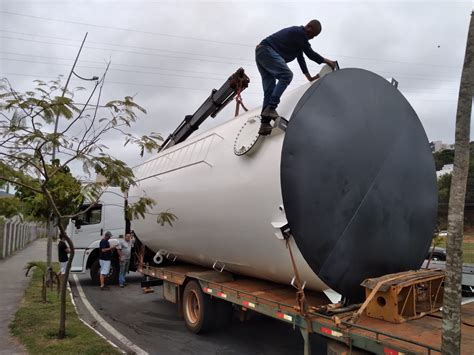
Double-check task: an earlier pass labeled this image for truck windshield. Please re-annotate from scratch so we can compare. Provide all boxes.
[75,204,102,225]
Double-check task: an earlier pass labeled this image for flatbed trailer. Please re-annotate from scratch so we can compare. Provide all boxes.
[138,262,474,355]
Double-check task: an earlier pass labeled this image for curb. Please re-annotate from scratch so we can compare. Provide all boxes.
[69,275,148,355]
[67,281,125,354]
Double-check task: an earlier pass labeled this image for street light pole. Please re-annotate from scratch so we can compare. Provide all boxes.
[47,32,97,269]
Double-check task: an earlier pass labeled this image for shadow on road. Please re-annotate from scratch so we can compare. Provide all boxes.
[72,272,329,354]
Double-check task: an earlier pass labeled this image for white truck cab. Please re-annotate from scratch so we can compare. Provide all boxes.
[67,187,125,283]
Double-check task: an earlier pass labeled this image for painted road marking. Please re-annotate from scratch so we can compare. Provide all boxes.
[72,275,148,355]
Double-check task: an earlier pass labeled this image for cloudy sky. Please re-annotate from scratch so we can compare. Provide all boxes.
[1,0,472,173]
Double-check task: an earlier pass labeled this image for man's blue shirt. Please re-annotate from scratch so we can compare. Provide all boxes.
[261,26,324,74]
[99,239,112,261]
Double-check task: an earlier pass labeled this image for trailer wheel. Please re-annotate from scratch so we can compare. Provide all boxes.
[183,281,215,334]
[90,257,120,285]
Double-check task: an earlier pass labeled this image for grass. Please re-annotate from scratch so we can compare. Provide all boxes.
[432,236,474,264]
[462,242,474,264]
[10,263,120,355]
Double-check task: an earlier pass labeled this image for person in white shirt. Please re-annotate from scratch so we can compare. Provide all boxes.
[117,233,134,288]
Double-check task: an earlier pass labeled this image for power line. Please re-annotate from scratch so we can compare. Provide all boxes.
[1,48,459,85]
[0,50,229,77]
[1,52,460,93]
[0,57,228,81]
[4,72,459,100]
[0,29,255,64]
[0,35,245,66]
[327,53,460,70]
[2,72,261,95]
[0,11,463,70]
[0,10,252,48]
[2,57,461,94]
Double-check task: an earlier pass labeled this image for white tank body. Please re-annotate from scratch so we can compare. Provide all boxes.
[130,82,329,291]
[129,68,437,300]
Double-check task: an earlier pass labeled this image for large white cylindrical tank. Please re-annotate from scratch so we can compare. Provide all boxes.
[129,68,437,301]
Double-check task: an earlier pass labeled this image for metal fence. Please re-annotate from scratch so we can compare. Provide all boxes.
[0,216,47,259]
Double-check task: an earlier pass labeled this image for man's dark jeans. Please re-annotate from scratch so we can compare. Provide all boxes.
[255,44,293,123]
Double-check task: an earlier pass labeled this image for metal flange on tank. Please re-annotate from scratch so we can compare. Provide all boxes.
[280,68,438,301]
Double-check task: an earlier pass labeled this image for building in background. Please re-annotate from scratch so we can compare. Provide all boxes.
[0,183,15,196]
[437,164,454,179]
[430,140,454,153]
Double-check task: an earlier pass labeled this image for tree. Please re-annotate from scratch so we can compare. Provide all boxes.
[438,173,452,205]
[0,195,21,218]
[0,71,175,339]
[434,149,455,171]
[14,163,83,224]
[442,11,473,354]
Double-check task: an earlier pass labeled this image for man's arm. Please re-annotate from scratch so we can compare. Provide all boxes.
[297,53,309,76]
[305,72,320,82]
[323,58,336,70]
[302,43,324,64]
[301,43,336,80]
[116,242,123,259]
[100,242,115,252]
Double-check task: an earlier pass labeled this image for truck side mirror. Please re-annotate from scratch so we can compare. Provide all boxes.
[74,219,82,229]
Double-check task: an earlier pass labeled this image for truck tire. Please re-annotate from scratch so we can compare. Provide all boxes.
[90,257,120,285]
[183,280,215,334]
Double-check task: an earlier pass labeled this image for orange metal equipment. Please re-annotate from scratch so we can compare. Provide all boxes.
[360,269,444,323]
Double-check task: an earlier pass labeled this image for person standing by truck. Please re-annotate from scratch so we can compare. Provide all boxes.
[99,231,115,290]
[57,234,70,284]
[117,233,134,288]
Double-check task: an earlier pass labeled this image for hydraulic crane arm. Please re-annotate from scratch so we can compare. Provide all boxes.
[159,68,250,151]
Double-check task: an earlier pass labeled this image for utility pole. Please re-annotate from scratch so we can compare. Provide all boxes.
[442,11,473,354]
[47,32,96,268]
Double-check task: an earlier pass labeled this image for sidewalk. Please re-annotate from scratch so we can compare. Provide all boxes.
[0,238,52,355]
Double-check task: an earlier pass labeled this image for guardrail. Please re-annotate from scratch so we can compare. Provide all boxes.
[0,216,47,259]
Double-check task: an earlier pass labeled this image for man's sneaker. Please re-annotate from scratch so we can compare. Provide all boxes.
[261,106,279,120]
[120,284,124,288]
[258,122,273,136]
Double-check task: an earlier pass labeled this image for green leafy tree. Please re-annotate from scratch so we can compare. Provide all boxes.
[14,163,83,225]
[0,72,174,339]
[433,149,455,171]
[0,195,21,218]
[438,173,452,204]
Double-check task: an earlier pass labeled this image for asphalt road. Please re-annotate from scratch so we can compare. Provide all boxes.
[70,272,329,355]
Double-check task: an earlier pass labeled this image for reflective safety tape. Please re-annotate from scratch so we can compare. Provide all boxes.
[320,327,343,338]
[203,287,213,293]
[242,301,256,308]
[384,348,405,355]
[276,312,293,322]
[217,291,227,299]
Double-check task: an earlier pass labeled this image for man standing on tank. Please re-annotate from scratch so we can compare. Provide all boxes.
[255,20,336,135]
